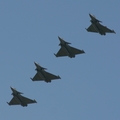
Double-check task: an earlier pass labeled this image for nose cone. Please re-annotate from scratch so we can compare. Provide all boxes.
[10,86,14,91]
[34,62,38,67]
[89,13,91,16]
[10,87,16,93]
[58,36,62,42]
[34,62,41,70]
[89,13,93,19]
[58,36,64,46]
[58,36,65,44]
[58,36,61,40]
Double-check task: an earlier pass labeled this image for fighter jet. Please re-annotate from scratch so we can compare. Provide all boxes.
[31,62,61,83]
[7,87,37,107]
[86,14,115,35]
[54,36,85,58]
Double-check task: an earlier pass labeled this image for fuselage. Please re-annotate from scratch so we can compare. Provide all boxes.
[12,93,27,107]
[90,14,105,35]
[60,43,75,58]
[91,22,106,35]
[35,63,51,82]
[11,87,27,106]
[58,36,75,58]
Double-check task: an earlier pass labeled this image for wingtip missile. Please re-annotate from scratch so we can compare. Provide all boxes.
[85,28,88,31]
[82,50,85,53]
[34,100,37,103]
[113,30,116,34]
[54,53,58,57]
[7,102,10,105]
[30,77,34,81]
[58,75,61,79]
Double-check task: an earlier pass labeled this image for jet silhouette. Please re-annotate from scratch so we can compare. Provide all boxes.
[31,62,61,83]
[86,14,115,35]
[54,36,85,58]
[7,87,37,107]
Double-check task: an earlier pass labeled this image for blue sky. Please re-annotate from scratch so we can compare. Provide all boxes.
[0,1,120,120]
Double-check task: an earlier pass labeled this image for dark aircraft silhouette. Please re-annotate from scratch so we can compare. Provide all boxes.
[7,87,37,107]
[31,62,61,83]
[86,14,116,35]
[54,36,85,58]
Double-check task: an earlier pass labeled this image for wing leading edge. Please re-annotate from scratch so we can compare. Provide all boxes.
[31,72,44,81]
[55,46,85,58]
[86,23,116,35]
[54,47,68,57]
[86,24,98,33]
[7,95,36,106]
[97,24,116,33]
[69,46,85,55]
[44,71,61,80]
[7,97,21,106]
[21,95,37,104]
[31,71,61,82]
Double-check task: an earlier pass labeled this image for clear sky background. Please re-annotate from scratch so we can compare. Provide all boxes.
[0,1,120,120]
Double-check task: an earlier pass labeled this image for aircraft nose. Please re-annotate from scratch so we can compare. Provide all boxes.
[34,62,37,66]
[10,86,13,90]
[58,36,61,41]
[10,86,14,91]
[89,13,92,18]
[34,62,40,68]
